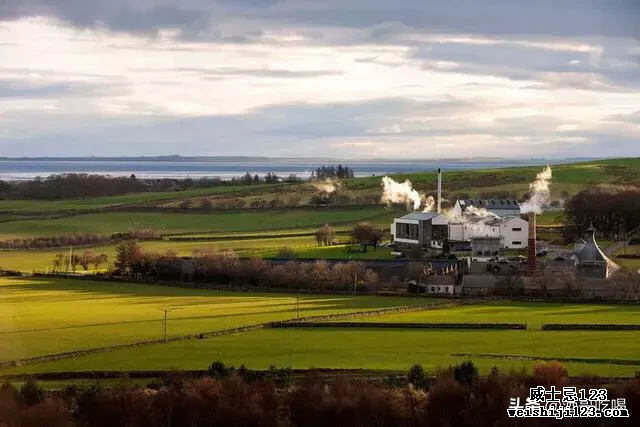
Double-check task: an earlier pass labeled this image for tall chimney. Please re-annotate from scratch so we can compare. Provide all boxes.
[437,168,442,213]
[527,212,537,273]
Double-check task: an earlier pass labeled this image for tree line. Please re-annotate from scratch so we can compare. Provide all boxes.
[51,250,109,272]
[1,360,637,426]
[310,165,354,179]
[0,173,299,201]
[3,229,161,250]
[566,184,640,237]
[112,242,379,292]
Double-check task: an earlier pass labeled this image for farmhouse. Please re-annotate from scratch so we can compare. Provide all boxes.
[453,199,521,218]
[391,212,449,249]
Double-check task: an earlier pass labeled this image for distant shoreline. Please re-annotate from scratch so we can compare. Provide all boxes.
[0,156,604,164]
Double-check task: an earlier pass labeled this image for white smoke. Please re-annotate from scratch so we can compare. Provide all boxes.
[521,166,553,214]
[313,178,341,194]
[422,195,436,212]
[381,176,422,210]
[463,206,498,219]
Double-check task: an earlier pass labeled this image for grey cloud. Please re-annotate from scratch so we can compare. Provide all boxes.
[2,96,639,158]
[0,78,122,98]
[128,66,343,79]
[1,0,638,39]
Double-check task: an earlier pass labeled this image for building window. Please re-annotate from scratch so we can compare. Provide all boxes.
[512,227,522,231]
[511,241,521,245]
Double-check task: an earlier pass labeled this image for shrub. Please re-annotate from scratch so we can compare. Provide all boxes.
[20,398,72,427]
[453,361,478,388]
[407,363,430,390]
[208,361,235,380]
[19,379,45,406]
[275,247,297,259]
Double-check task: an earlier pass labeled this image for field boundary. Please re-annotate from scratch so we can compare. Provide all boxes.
[3,368,637,384]
[273,322,527,330]
[452,353,640,366]
[0,299,491,371]
[542,324,640,331]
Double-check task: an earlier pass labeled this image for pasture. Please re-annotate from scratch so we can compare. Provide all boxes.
[0,235,394,272]
[0,207,396,240]
[0,276,425,362]
[0,184,283,213]
[1,279,638,377]
[4,328,639,377]
[335,302,640,329]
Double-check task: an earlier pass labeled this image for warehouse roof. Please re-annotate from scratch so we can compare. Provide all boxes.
[397,212,443,221]
[457,199,520,210]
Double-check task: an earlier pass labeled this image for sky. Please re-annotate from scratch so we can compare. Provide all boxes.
[0,0,639,159]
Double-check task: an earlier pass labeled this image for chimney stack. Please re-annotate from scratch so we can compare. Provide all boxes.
[437,168,442,213]
[527,212,537,273]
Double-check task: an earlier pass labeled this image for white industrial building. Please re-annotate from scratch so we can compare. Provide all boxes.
[448,216,528,249]
[453,199,521,218]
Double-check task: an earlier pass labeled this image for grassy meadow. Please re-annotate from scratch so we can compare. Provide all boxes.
[0,276,427,362]
[334,302,640,329]
[0,207,397,240]
[4,328,639,377]
[1,275,638,377]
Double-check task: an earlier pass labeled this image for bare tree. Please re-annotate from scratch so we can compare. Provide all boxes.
[51,254,65,272]
[92,253,109,270]
[351,222,384,253]
[79,250,95,271]
[315,224,335,246]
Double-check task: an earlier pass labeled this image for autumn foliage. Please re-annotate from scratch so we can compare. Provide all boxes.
[1,361,638,427]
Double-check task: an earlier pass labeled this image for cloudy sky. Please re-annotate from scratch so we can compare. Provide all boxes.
[0,0,639,158]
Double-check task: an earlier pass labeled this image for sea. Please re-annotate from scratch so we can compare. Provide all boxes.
[0,158,586,181]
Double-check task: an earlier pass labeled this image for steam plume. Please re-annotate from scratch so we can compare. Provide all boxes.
[463,206,498,219]
[381,176,422,210]
[422,195,436,212]
[313,178,341,194]
[521,166,553,214]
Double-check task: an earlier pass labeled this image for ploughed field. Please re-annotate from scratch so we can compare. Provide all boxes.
[2,277,639,377]
[0,276,425,362]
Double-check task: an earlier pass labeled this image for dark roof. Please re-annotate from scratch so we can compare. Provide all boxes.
[575,224,607,264]
[398,212,443,221]
[458,199,520,210]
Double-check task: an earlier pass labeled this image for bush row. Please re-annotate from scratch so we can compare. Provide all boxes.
[275,322,527,330]
[542,323,640,330]
[1,360,639,427]
[0,229,162,250]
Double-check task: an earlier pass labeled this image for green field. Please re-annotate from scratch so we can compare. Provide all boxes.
[0,184,284,213]
[0,237,395,272]
[0,207,396,240]
[336,302,640,329]
[0,276,425,362]
[4,328,639,377]
[2,276,638,377]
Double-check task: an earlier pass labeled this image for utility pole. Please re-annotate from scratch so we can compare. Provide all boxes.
[353,270,358,294]
[159,307,182,342]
